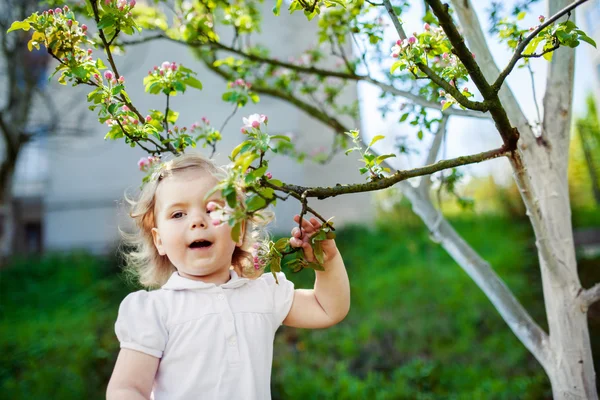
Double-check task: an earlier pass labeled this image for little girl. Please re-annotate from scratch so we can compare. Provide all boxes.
[106,153,350,400]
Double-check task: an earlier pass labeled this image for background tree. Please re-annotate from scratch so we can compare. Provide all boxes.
[9,0,600,397]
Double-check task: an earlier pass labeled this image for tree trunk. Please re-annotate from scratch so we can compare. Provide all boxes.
[450,0,597,396]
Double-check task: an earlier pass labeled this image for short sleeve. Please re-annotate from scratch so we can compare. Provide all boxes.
[115,290,168,358]
[260,272,295,327]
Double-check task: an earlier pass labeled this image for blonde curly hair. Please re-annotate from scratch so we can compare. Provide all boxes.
[120,152,272,289]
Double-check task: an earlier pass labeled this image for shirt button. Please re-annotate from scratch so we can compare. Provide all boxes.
[217,294,225,300]
[229,337,237,346]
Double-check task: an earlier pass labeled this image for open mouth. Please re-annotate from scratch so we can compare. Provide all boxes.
[189,240,213,249]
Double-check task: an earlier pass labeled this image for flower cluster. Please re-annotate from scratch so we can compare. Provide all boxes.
[206,201,234,227]
[105,0,136,11]
[251,243,266,270]
[147,61,178,77]
[241,114,268,134]
[229,78,252,90]
[137,155,160,172]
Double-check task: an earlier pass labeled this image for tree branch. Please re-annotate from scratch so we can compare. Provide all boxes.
[492,0,589,93]
[278,146,508,199]
[121,33,490,119]
[449,0,534,145]
[581,283,600,309]
[381,0,489,112]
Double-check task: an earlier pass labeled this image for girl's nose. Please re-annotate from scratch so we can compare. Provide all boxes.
[190,213,208,229]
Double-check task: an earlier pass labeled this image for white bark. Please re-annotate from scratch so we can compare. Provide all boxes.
[452,0,597,397]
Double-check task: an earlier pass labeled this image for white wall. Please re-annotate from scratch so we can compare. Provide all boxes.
[43,6,373,254]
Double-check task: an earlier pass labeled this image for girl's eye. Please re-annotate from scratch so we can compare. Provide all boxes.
[171,212,184,219]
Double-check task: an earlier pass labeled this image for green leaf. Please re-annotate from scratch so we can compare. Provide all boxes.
[417,130,424,140]
[375,154,396,164]
[183,76,203,90]
[98,15,116,30]
[231,222,242,243]
[246,195,267,212]
[517,11,526,20]
[313,241,324,265]
[166,110,179,124]
[369,135,385,147]
[273,0,283,15]
[230,140,250,159]
[579,34,597,48]
[270,135,291,142]
[400,112,410,122]
[442,101,453,111]
[7,21,31,33]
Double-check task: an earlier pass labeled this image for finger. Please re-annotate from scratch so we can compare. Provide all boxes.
[309,217,321,230]
[290,237,303,247]
[291,227,302,238]
[294,215,317,233]
[302,242,314,261]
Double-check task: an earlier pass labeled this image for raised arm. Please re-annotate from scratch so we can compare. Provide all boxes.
[283,215,350,329]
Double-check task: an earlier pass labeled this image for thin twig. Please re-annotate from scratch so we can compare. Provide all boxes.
[492,0,589,92]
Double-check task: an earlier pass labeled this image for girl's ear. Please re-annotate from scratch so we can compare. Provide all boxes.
[151,227,166,255]
[236,220,246,247]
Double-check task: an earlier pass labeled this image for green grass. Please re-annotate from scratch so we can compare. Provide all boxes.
[2,212,598,399]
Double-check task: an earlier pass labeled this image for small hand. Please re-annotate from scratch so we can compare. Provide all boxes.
[290,215,338,264]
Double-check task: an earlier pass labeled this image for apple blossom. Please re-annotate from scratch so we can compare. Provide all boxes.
[265,172,273,179]
[145,115,152,122]
[118,76,125,83]
[424,23,430,31]
[104,70,113,80]
[242,114,267,130]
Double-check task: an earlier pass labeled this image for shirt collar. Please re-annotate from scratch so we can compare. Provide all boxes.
[162,269,250,291]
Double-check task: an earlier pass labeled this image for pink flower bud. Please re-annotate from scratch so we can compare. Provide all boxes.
[87,49,93,55]
[472,52,476,59]
[105,0,111,5]
[207,201,218,212]
[81,24,88,32]
[48,9,54,15]
[55,8,62,14]
[439,90,445,96]
[408,36,416,44]
[104,71,113,80]
[201,117,209,124]
[161,61,171,70]
[171,62,177,71]
[241,127,247,134]
[159,70,164,76]
[94,73,100,81]
[122,105,130,111]
[265,172,272,179]
[111,78,117,85]
[132,119,139,125]
[67,19,73,27]
[538,15,545,23]
[442,52,449,60]
[191,123,198,130]
[396,39,402,46]
[145,115,152,122]
[462,87,469,93]
[130,0,136,6]
[118,76,125,83]
[261,114,268,123]
[251,121,260,128]
[424,23,430,31]
[63,5,69,11]
[441,100,446,106]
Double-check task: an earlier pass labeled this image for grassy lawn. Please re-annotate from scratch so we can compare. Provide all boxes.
[1,212,598,399]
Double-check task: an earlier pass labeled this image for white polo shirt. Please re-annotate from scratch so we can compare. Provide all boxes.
[114,270,295,400]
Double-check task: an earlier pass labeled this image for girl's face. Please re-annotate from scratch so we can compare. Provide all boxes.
[151,169,243,283]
